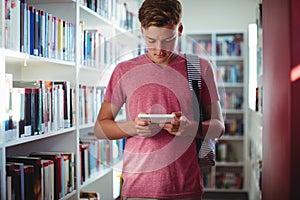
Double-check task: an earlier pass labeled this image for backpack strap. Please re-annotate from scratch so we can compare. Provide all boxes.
[184,54,203,161]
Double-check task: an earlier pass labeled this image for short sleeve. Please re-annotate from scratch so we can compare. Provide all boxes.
[200,58,220,105]
[104,64,126,107]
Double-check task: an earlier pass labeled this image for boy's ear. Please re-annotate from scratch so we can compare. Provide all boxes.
[178,23,183,37]
[141,27,145,36]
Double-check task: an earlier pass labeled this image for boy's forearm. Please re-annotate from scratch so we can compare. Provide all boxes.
[202,119,225,139]
[94,119,136,140]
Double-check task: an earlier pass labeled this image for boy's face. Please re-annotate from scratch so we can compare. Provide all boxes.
[142,24,182,66]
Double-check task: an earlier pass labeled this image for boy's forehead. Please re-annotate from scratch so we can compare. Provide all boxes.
[143,26,177,36]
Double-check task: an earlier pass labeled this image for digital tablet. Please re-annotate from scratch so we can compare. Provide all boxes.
[138,113,175,123]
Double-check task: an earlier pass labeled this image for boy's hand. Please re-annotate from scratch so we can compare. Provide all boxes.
[163,112,198,137]
[133,113,163,137]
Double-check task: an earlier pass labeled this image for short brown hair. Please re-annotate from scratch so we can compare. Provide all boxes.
[138,0,182,28]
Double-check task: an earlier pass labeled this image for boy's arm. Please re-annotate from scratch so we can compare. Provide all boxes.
[201,101,225,139]
[94,101,136,140]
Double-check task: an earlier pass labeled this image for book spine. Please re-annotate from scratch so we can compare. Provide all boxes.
[27,5,31,54]
[70,23,76,62]
[24,88,31,137]
[62,20,66,60]
[44,12,48,58]
[10,0,20,52]
[24,165,34,199]
[33,8,39,56]
[17,88,25,138]
[52,86,58,131]
[30,88,37,135]
[40,10,45,57]
[38,9,42,56]
[47,13,53,58]
[20,0,24,52]
[22,0,28,53]
[53,17,58,59]
[57,19,63,60]
[29,6,34,55]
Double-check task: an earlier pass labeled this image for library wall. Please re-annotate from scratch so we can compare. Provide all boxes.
[181,0,257,32]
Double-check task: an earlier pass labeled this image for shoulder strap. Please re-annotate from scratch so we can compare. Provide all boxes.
[185,54,201,90]
[185,54,203,159]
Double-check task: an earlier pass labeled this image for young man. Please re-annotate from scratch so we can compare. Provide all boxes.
[94,0,225,199]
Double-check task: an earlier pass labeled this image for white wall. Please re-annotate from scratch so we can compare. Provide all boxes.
[180,0,257,33]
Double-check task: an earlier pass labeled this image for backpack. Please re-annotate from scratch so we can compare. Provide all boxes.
[185,54,216,168]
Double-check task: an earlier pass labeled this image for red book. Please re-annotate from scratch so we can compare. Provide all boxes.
[6,156,43,200]
[29,152,64,199]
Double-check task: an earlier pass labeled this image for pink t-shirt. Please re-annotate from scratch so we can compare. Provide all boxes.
[104,54,219,198]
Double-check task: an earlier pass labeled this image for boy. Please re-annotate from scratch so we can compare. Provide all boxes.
[94,0,224,199]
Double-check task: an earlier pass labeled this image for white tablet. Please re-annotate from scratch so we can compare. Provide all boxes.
[138,113,175,123]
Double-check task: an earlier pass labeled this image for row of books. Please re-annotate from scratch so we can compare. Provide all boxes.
[3,73,108,142]
[184,39,213,56]
[4,74,75,142]
[6,151,75,200]
[224,118,244,136]
[216,35,244,57]
[215,171,243,189]
[201,168,243,189]
[215,64,244,83]
[217,142,241,163]
[255,86,263,113]
[80,0,138,31]
[78,85,106,126]
[4,0,76,61]
[79,134,124,184]
[219,91,244,110]
[80,27,112,68]
[79,25,143,68]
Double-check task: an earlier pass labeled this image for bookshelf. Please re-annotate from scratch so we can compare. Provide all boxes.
[247,1,263,200]
[180,30,249,193]
[0,0,140,199]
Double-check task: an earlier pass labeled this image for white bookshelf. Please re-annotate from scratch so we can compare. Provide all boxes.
[0,0,139,199]
[181,30,249,193]
[247,1,263,200]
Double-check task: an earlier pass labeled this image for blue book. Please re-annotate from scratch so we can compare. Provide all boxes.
[38,9,42,56]
[29,6,34,55]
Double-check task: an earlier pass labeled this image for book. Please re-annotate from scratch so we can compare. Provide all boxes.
[54,81,71,128]
[10,0,21,52]
[4,73,17,142]
[6,156,43,200]
[21,0,28,53]
[11,162,25,200]
[24,165,35,200]
[80,190,100,200]
[6,163,14,200]
[40,159,54,200]
[11,87,25,139]
[4,0,11,49]
[29,152,65,199]
[61,152,75,193]
[33,8,39,56]
[13,81,43,135]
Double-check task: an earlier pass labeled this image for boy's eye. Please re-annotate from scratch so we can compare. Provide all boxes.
[164,36,176,43]
[164,38,174,43]
[148,40,155,43]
